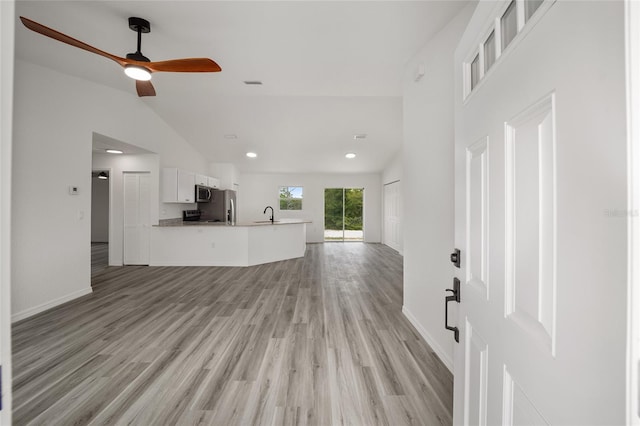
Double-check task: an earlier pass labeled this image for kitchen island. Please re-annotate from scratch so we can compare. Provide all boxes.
[150,219,309,267]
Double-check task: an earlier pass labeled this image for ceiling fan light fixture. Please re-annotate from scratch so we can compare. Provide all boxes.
[345,153,356,159]
[246,152,258,158]
[124,65,152,81]
[98,171,108,180]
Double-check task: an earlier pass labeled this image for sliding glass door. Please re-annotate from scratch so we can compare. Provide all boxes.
[324,188,364,241]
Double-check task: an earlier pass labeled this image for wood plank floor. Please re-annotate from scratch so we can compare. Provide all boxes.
[12,243,453,425]
[91,242,108,276]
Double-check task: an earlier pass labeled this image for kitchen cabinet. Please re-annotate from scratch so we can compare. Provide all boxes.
[207,177,220,189]
[150,220,308,267]
[162,168,195,203]
[195,174,208,186]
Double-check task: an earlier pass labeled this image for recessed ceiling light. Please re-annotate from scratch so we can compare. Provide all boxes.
[224,134,238,140]
[243,80,263,85]
[353,134,367,140]
[105,149,123,154]
[246,152,258,158]
[345,153,356,159]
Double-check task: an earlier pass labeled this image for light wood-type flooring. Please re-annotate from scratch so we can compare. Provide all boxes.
[12,243,452,425]
[91,242,108,276]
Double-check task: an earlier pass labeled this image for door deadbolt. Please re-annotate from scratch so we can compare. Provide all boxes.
[450,248,461,268]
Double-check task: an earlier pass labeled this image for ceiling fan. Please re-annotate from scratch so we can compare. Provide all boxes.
[20,16,222,97]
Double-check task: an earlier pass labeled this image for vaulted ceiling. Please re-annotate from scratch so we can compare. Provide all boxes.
[15,1,469,173]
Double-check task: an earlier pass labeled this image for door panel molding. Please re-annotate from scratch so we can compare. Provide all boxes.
[464,319,489,426]
[466,137,489,300]
[502,367,549,425]
[504,93,557,356]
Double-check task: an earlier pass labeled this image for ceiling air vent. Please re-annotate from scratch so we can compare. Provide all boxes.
[243,80,263,85]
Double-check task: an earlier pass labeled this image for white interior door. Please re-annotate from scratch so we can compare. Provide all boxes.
[123,172,151,265]
[453,1,628,424]
[383,181,402,252]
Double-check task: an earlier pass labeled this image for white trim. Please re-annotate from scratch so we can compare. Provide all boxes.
[626,0,640,423]
[0,0,14,421]
[402,305,453,372]
[11,287,93,323]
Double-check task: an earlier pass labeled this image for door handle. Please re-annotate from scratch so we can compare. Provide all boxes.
[445,277,461,343]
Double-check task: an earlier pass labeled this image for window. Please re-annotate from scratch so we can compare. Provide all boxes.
[525,0,544,22]
[484,31,496,72]
[279,186,303,210]
[470,54,480,91]
[465,0,549,98]
[501,1,517,50]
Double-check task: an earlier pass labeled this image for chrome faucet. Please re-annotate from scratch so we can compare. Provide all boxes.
[263,205,274,223]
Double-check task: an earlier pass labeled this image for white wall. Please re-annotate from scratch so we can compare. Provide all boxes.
[0,0,14,421]
[238,173,382,243]
[91,175,109,242]
[12,60,209,320]
[401,5,474,371]
[382,150,402,184]
[92,153,160,266]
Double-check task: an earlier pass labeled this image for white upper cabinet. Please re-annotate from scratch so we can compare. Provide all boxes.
[195,174,208,186]
[162,168,195,203]
[207,177,220,189]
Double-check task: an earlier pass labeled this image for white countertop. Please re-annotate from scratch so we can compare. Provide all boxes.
[155,218,311,228]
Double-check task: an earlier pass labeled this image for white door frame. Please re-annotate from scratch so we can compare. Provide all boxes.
[383,180,402,253]
[626,0,640,423]
[0,0,14,422]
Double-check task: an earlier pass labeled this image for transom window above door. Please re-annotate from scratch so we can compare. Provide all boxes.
[463,0,551,99]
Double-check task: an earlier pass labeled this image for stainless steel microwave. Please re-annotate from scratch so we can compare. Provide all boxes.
[195,185,212,202]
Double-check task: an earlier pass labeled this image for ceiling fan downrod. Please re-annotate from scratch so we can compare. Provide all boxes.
[126,17,150,63]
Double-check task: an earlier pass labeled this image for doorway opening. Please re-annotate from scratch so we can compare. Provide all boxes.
[91,170,110,276]
[324,188,364,242]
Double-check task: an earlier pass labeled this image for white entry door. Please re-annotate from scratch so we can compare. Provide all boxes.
[453,1,628,424]
[383,181,402,252]
[123,172,151,265]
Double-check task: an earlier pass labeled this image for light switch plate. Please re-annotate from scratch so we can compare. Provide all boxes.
[68,186,79,195]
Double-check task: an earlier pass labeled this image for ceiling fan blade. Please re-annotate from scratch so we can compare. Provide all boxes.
[146,58,221,73]
[20,16,127,67]
[136,80,156,97]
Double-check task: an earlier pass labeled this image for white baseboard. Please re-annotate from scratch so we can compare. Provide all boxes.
[402,305,454,373]
[12,286,93,323]
[149,260,246,267]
